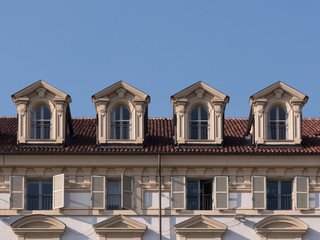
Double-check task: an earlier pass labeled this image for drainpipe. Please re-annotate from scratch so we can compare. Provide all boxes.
[158,153,162,240]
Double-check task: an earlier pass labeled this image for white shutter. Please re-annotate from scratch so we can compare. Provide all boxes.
[10,176,25,209]
[53,174,64,209]
[214,176,228,209]
[252,176,266,209]
[295,176,309,210]
[121,174,133,210]
[171,176,186,209]
[91,176,106,209]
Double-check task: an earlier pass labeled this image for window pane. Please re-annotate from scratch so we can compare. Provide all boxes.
[187,181,199,210]
[43,106,51,119]
[27,182,39,195]
[107,181,120,210]
[281,181,292,195]
[190,123,198,139]
[270,107,276,120]
[123,107,130,120]
[279,107,286,120]
[114,106,120,120]
[35,107,41,120]
[191,108,198,120]
[201,107,208,120]
[42,182,53,194]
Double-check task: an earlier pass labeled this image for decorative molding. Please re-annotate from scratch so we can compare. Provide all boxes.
[174,215,227,240]
[254,215,308,240]
[93,215,147,239]
[11,214,66,240]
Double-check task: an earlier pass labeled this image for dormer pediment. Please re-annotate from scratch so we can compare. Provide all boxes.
[12,80,71,104]
[92,81,150,145]
[250,81,308,105]
[171,81,229,104]
[171,82,229,145]
[11,80,72,145]
[247,82,308,146]
[92,81,150,104]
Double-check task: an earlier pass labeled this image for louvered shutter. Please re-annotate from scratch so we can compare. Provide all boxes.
[171,176,186,209]
[214,176,228,209]
[121,174,133,209]
[252,176,266,209]
[91,176,106,209]
[53,174,64,209]
[10,176,25,209]
[295,176,309,210]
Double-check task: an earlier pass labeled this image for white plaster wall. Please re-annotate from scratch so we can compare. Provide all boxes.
[309,193,320,209]
[65,192,91,208]
[229,192,252,209]
[144,192,171,209]
[0,193,10,209]
[2,215,320,240]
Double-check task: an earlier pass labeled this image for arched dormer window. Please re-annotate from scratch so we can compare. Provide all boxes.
[32,105,51,139]
[190,106,208,139]
[112,105,131,139]
[268,106,287,140]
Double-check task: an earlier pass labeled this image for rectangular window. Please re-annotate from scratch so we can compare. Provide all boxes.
[107,180,121,210]
[187,180,212,210]
[27,180,53,210]
[267,180,292,210]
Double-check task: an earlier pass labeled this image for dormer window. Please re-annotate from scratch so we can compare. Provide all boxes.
[246,82,308,145]
[92,81,150,145]
[32,105,51,139]
[268,106,287,140]
[12,80,73,145]
[171,82,229,145]
[112,105,131,139]
[190,106,208,139]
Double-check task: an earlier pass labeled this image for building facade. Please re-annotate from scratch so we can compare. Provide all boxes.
[1,80,320,240]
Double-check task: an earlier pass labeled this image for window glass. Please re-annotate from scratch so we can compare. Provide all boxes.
[186,180,212,210]
[107,181,120,210]
[268,106,287,140]
[112,106,130,139]
[201,107,208,120]
[27,181,52,210]
[270,107,276,120]
[32,105,51,139]
[190,106,208,140]
[279,107,286,120]
[267,180,292,210]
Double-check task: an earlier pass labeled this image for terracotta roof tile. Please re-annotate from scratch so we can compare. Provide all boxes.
[1,117,320,154]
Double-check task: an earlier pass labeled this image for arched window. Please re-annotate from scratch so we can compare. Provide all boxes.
[190,106,208,139]
[32,105,51,139]
[112,105,130,139]
[268,106,287,140]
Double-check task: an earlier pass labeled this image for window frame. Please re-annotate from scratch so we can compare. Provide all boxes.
[266,179,293,210]
[189,106,209,140]
[26,179,53,210]
[111,105,131,140]
[32,104,52,140]
[268,105,287,140]
[186,179,213,210]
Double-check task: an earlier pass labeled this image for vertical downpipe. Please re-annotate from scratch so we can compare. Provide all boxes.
[158,153,162,240]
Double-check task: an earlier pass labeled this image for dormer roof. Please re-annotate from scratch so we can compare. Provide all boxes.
[171,81,229,104]
[11,80,71,104]
[92,81,150,103]
[249,81,308,105]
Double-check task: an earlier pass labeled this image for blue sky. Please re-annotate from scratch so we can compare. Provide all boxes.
[1,1,319,118]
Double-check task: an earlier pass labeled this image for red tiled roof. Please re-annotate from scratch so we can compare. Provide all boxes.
[1,117,320,154]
